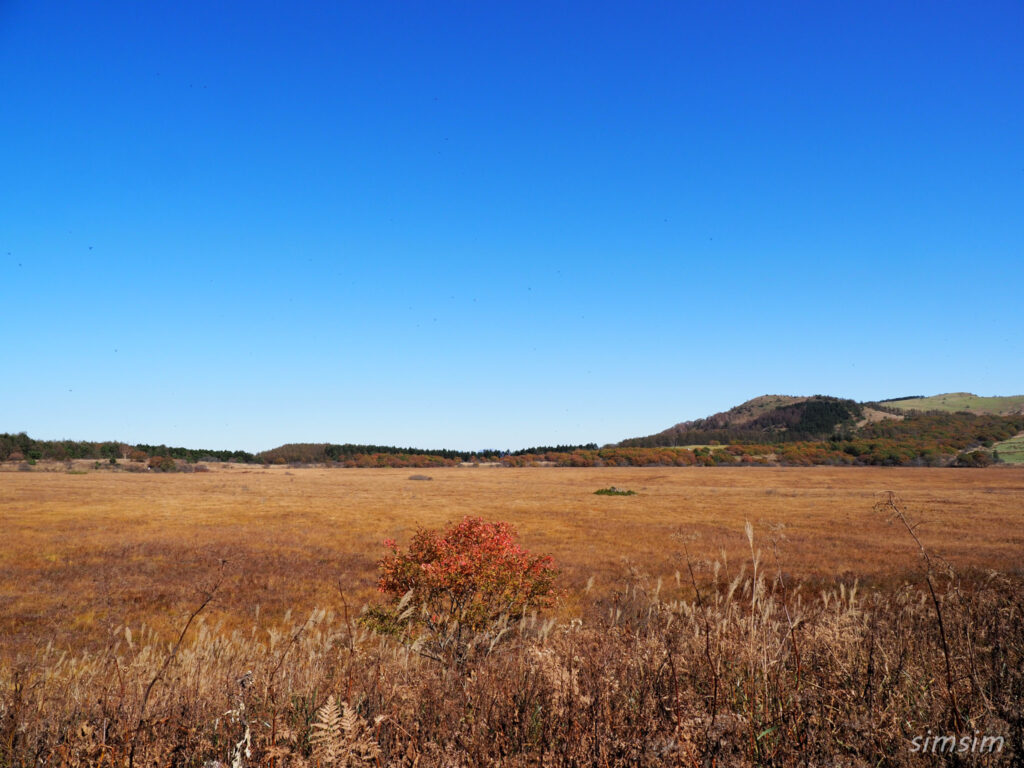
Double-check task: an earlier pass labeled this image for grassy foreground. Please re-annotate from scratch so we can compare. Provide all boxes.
[2,467,1023,765]
[2,514,1021,765]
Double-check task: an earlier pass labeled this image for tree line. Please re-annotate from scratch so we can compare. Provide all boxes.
[3,411,1019,469]
[0,433,258,464]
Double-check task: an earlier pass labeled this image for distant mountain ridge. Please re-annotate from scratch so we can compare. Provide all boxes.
[4,392,1023,470]
[617,392,1024,448]
[619,395,866,447]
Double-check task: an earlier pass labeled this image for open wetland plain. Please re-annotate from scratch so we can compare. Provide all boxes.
[3,465,1022,659]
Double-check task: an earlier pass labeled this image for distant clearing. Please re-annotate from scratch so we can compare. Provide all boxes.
[856,406,903,427]
[884,392,1024,415]
[994,433,1024,464]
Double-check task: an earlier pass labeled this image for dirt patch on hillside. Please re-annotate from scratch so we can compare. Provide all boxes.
[856,407,904,427]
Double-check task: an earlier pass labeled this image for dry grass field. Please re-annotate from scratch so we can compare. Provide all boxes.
[3,464,1024,766]
[2,464,1022,660]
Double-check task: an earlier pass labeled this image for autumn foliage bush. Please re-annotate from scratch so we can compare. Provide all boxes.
[361,516,558,664]
[147,455,177,472]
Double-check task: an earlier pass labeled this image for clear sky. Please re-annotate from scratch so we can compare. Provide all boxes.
[1,2,1022,452]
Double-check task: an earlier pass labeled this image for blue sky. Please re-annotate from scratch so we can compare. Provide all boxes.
[1,2,1022,452]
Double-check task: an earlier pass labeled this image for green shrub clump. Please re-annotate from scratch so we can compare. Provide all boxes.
[594,486,636,496]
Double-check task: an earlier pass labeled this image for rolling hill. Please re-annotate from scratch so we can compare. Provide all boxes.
[615,392,1024,467]
[879,392,1024,415]
[619,392,1024,449]
[618,395,871,447]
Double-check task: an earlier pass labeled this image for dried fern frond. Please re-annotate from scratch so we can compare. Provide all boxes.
[309,695,381,767]
[310,695,342,765]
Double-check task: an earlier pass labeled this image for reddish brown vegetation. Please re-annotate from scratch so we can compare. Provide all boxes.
[1,468,1022,764]
[364,517,558,664]
[2,504,1021,766]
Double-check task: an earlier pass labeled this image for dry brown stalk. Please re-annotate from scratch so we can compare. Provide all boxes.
[875,491,965,732]
[128,562,225,768]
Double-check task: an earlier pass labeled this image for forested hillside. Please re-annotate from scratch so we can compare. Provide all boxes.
[619,395,865,446]
[616,394,1024,467]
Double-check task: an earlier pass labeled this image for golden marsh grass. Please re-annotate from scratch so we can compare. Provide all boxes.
[2,465,1022,658]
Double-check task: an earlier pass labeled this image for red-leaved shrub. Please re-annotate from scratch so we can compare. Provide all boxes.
[362,516,558,664]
